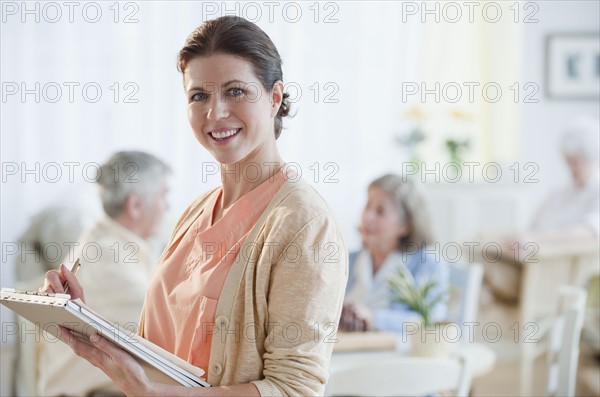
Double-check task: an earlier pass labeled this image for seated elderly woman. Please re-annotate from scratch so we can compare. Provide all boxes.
[486,116,600,302]
[13,206,92,284]
[340,174,449,332]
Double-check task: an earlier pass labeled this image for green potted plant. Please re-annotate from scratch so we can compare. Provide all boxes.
[388,267,454,358]
[444,138,470,167]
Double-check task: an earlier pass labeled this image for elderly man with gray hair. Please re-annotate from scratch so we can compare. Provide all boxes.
[37,151,171,397]
[485,115,600,303]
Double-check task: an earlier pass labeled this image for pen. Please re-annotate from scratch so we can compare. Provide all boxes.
[63,258,81,295]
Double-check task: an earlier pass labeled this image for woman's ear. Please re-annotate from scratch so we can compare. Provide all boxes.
[124,193,143,220]
[395,221,411,241]
[270,81,284,117]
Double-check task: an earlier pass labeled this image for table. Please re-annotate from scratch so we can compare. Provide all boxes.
[327,332,496,396]
[331,338,496,378]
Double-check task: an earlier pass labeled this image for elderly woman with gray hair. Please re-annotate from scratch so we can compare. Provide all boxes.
[527,116,600,240]
[340,174,449,332]
[486,115,600,302]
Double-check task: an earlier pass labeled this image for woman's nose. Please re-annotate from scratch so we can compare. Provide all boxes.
[362,209,375,224]
[207,96,229,120]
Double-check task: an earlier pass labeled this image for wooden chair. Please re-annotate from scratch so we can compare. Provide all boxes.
[447,262,484,337]
[475,239,598,395]
[546,286,587,397]
[519,242,598,395]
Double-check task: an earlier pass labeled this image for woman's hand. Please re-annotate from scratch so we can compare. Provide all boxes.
[56,329,260,397]
[502,233,537,263]
[57,326,155,397]
[41,263,85,302]
[44,266,160,396]
[339,302,373,332]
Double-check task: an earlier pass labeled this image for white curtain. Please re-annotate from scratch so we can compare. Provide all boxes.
[418,1,521,165]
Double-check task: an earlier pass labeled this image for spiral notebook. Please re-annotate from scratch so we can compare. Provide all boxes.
[0,288,210,387]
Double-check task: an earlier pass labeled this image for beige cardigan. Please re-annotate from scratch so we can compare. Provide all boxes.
[142,178,348,396]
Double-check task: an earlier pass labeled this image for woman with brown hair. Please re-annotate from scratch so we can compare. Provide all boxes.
[42,16,347,396]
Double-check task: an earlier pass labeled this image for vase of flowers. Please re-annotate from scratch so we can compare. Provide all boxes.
[388,267,456,358]
[444,109,473,170]
[444,138,470,167]
[395,106,427,165]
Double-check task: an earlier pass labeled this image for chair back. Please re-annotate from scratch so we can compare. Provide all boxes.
[546,286,587,397]
[327,354,471,397]
[447,262,483,335]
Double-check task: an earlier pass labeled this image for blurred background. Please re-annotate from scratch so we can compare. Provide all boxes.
[1,1,599,396]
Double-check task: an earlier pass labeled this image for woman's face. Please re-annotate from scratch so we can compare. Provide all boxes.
[136,178,170,239]
[564,153,594,187]
[183,53,283,165]
[359,186,409,253]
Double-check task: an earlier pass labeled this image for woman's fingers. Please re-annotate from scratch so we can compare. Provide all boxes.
[56,329,150,395]
[90,332,130,363]
[339,303,373,332]
[89,332,151,395]
[339,306,352,331]
[60,263,86,302]
[40,263,86,301]
[57,325,77,345]
[42,269,65,293]
[340,305,362,332]
[57,326,106,369]
[57,326,88,357]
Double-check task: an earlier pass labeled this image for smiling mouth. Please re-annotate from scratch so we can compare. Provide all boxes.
[209,128,241,141]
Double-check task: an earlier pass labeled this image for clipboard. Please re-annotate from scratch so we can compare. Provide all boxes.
[1,288,210,388]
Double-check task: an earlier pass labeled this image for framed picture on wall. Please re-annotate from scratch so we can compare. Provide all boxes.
[545,33,600,100]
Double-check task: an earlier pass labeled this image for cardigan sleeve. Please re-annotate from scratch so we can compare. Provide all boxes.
[251,212,348,397]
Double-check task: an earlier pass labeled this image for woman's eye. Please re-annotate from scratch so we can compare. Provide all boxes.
[190,92,208,102]
[228,87,244,97]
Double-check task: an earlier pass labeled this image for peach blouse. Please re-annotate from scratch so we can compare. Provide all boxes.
[141,168,287,375]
